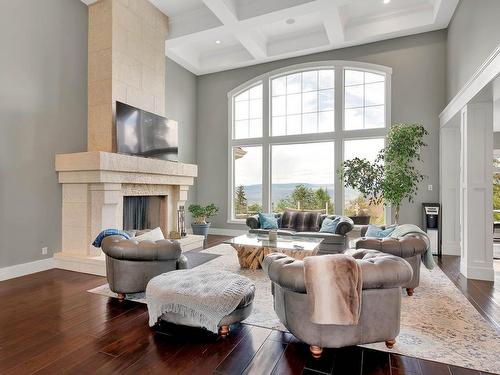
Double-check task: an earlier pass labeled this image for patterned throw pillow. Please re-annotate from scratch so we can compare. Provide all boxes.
[319,217,341,234]
[92,229,130,248]
[365,225,396,238]
[258,213,279,229]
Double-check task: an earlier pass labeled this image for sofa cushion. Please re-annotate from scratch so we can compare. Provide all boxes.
[319,217,341,233]
[281,209,321,232]
[258,213,279,229]
[365,224,396,238]
[134,227,165,242]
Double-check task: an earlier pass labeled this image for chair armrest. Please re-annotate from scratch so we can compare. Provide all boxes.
[246,215,260,229]
[335,216,354,236]
[355,235,428,258]
[262,253,307,293]
[347,249,413,289]
[101,236,181,261]
[177,254,188,269]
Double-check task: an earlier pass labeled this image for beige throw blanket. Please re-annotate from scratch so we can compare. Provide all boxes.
[304,254,362,325]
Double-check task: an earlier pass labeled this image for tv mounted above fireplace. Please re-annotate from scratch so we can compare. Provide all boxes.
[116,101,178,161]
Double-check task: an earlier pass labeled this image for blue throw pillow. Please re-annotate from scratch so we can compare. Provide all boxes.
[92,229,130,248]
[319,217,341,234]
[365,225,396,238]
[258,213,279,229]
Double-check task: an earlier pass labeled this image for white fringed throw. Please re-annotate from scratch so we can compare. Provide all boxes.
[146,269,255,333]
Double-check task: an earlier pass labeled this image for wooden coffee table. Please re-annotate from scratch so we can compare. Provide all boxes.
[224,233,322,270]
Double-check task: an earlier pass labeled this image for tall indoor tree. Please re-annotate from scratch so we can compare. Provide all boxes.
[338,123,428,224]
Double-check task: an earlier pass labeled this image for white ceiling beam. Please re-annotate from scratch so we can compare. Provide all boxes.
[167,46,202,75]
[344,8,435,42]
[236,30,268,59]
[202,0,238,24]
[202,0,269,59]
[432,0,460,27]
[320,0,345,44]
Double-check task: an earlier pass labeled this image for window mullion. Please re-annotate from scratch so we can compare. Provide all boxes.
[334,67,344,216]
[262,78,271,214]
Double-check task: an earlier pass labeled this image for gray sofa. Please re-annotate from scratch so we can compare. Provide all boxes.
[101,229,188,299]
[246,212,354,254]
[263,251,413,357]
[352,225,429,296]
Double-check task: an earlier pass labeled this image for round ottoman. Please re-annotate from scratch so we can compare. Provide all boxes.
[146,269,255,337]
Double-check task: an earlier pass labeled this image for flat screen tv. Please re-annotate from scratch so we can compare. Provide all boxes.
[116,101,178,161]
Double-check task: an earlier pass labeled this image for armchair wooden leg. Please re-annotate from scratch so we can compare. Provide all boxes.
[406,288,414,296]
[385,339,396,349]
[117,293,126,301]
[219,325,230,338]
[310,345,323,359]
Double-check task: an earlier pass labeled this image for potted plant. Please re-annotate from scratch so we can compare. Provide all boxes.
[344,196,371,225]
[188,203,219,238]
[338,123,428,224]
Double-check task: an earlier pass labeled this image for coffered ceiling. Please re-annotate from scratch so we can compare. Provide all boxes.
[81,0,459,75]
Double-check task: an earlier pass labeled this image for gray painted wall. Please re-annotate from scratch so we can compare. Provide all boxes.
[447,0,500,100]
[196,31,447,230]
[494,132,500,150]
[0,0,88,268]
[165,58,198,227]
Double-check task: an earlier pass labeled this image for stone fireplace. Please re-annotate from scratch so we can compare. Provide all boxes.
[53,0,202,276]
[54,152,201,275]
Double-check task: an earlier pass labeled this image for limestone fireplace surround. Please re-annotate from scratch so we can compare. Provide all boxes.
[54,151,203,275]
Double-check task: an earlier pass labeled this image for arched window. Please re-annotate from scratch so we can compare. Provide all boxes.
[228,61,392,224]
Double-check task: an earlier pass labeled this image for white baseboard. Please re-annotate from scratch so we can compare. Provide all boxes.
[460,262,495,281]
[208,227,247,236]
[442,241,461,256]
[0,258,55,281]
[53,252,106,276]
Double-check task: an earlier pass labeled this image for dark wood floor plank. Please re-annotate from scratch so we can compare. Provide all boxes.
[303,347,335,374]
[242,338,287,375]
[215,326,271,374]
[361,348,391,375]
[419,359,452,375]
[167,324,254,375]
[390,353,422,374]
[271,342,308,375]
[331,346,364,375]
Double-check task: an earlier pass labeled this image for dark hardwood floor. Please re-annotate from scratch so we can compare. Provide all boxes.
[0,235,497,375]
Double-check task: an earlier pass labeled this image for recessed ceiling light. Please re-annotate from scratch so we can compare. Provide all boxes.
[286,18,295,25]
[383,0,391,3]
[215,40,221,44]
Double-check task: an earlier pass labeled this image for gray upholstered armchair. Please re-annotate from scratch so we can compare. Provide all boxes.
[246,212,354,254]
[101,232,187,299]
[352,226,429,296]
[263,251,413,358]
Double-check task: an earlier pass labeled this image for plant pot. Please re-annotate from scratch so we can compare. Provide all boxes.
[348,215,371,225]
[191,222,211,239]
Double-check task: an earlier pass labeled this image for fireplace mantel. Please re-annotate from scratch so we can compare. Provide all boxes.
[54,151,202,275]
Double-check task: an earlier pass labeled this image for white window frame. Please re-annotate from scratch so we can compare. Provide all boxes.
[227,61,392,224]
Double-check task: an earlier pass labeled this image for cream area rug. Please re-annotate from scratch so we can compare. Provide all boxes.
[88,244,500,373]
